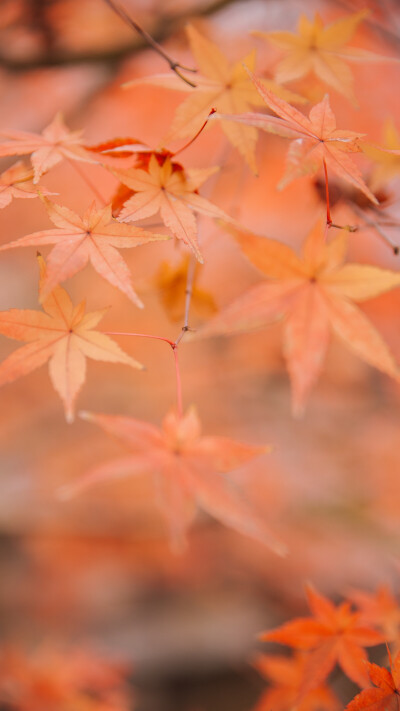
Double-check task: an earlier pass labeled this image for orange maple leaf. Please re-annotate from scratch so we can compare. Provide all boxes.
[212,72,377,206]
[123,24,306,172]
[197,220,400,415]
[346,650,400,711]
[0,112,97,183]
[0,255,143,422]
[0,160,53,208]
[349,585,400,643]
[60,405,285,555]
[0,198,168,306]
[0,645,130,711]
[253,652,340,711]
[253,10,397,104]
[113,152,231,263]
[261,584,383,693]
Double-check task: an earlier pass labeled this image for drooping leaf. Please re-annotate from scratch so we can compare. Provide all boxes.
[60,406,285,555]
[213,74,378,204]
[0,255,143,422]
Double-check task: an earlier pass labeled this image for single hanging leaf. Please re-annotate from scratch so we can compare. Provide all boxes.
[0,112,98,182]
[60,406,285,555]
[0,198,169,306]
[123,24,306,172]
[197,220,400,415]
[261,584,383,694]
[0,255,143,422]
[253,652,341,711]
[113,152,231,263]
[212,73,378,204]
[253,10,399,104]
[346,650,400,711]
[0,160,53,209]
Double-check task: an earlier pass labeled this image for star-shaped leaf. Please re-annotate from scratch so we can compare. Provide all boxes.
[197,220,400,415]
[123,24,306,172]
[0,198,169,306]
[61,405,285,555]
[254,10,398,104]
[114,152,230,263]
[213,72,378,204]
[261,584,383,693]
[0,160,53,209]
[0,113,98,183]
[0,255,143,422]
[346,650,400,711]
[253,652,340,711]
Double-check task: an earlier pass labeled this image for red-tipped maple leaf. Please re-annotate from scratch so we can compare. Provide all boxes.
[346,650,400,711]
[0,255,143,422]
[123,24,306,172]
[261,584,383,693]
[113,152,230,263]
[0,112,97,183]
[197,220,400,415]
[0,198,168,306]
[60,405,285,555]
[0,160,53,208]
[253,652,340,711]
[212,72,377,204]
[0,645,130,711]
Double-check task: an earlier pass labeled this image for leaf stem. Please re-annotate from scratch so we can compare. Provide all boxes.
[171,345,183,418]
[102,0,197,87]
[173,109,217,157]
[101,330,175,346]
[67,159,108,205]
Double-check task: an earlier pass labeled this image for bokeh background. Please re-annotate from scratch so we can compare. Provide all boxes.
[1,0,400,709]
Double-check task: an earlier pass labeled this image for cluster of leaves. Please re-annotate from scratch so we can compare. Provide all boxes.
[1,5,400,708]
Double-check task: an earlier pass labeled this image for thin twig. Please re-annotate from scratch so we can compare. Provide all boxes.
[351,204,399,254]
[102,0,197,87]
[171,346,183,418]
[101,331,175,346]
[67,159,108,206]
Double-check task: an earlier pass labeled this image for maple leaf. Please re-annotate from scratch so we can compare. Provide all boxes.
[349,585,400,643]
[0,255,143,423]
[113,152,230,263]
[260,584,383,693]
[346,650,400,711]
[0,198,168,306]
[196,220,400,415]
[212,73,378,205]
[123,24,306,172]
[0,160,53,208]
[363,118,400,193]
[253,10,398,104]
[253,652,340,711]
[0,112,98,183]
[60,405,286,555]
[154,257,217,322]
[0,645,130,711]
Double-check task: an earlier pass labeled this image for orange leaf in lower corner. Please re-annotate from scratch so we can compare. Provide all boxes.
[346,651,400,711]
[60,406,285,556]
[261,584,383,694]
[0,255,143,423]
